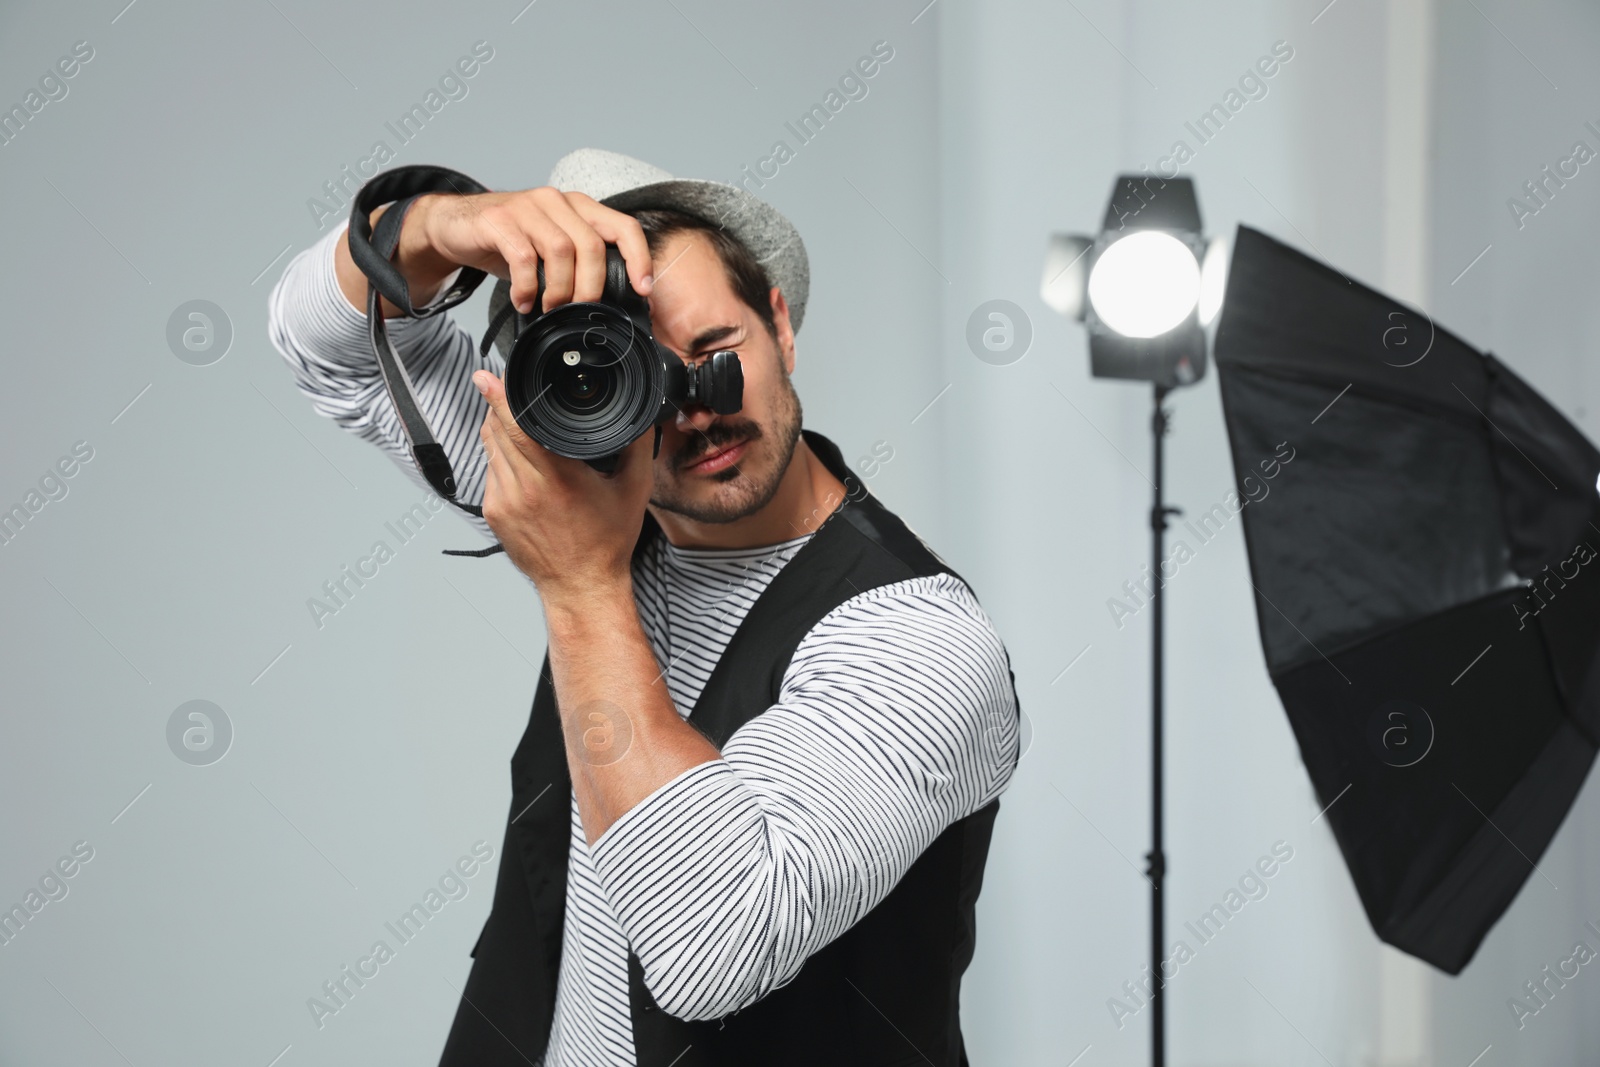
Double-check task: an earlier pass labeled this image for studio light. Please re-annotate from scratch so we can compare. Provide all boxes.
[1088,230,1201,338]
[1040,174,1223,389]
[1039,174,1224,1067]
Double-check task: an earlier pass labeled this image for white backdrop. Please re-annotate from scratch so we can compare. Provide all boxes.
[2,1,1598,1064]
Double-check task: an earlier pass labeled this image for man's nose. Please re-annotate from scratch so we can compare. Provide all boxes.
[675,403,717,434]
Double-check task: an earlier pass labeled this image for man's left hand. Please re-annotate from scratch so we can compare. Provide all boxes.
[473,369,654,607]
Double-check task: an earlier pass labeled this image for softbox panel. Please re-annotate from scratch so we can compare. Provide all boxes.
[1214,225,1600,973]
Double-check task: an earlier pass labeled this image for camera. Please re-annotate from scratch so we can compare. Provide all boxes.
[347,164,741,507]
[494,246,744,473]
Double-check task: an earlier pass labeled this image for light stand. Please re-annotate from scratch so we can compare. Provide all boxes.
[1041,176,1226,1067]
[1148,384,1180,1067]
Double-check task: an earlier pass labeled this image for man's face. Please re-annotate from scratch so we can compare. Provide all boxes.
[642,230,803,525]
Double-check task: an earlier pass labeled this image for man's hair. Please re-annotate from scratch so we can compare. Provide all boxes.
[630,209,779,342]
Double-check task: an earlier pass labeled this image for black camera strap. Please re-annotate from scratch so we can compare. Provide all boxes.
[350,165,499,505]
[348,165,514,557]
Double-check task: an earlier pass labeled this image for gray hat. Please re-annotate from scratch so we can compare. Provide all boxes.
[487,147,809,357]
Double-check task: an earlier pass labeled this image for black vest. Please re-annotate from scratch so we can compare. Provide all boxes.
[438,430,1016,1067]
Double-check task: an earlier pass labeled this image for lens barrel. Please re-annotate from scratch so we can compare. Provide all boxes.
[500,247,745,470]
[504,301,666,462]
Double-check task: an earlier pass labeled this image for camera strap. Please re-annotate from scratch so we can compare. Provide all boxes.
[346,164,667,559]
[348,165,513,557]
[349,165,491,509]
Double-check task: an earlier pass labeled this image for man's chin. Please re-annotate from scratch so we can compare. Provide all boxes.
[650,479,758,525]
[651,416,801,526]
[651,458,783,525]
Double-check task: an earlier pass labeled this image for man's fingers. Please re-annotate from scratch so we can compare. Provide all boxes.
[622,427,658,486]
[510,192,585,313]
[534,190,610,305]
[481,418,509,504]
[467,189,652,316]
[485,198,573,315]
[475,202,544,315]
[569,193,654,297]
[476,383,519,485]
[482,412,520,486]
[474,370,556,477]
[475,369,529,446]
[591,427,659,496]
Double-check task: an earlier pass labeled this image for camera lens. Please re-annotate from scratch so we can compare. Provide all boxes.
[503,302,665,462]
[557,363,612,412]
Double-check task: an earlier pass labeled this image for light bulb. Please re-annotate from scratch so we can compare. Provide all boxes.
[1087,231,1201,339]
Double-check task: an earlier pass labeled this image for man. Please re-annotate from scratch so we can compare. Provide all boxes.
[268,147,1020,1066]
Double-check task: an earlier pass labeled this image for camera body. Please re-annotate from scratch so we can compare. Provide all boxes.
[501,247,744,473]
[346,164,743,507]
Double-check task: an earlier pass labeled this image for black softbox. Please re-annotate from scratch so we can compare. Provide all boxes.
[1213,225,1600,973]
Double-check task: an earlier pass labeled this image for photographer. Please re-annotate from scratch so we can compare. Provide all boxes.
[267,148,1020,1067]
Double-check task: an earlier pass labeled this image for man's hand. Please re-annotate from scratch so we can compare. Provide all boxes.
[473,368,655,609]
[476,368,722,849]
[334,186,655,318]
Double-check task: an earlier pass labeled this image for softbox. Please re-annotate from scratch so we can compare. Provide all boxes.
[1213,225,1600,973]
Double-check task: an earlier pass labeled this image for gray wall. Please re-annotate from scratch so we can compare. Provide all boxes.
[941,3,1389,1063]
[1426,1,1600,1065]
[1,0,1596,1064]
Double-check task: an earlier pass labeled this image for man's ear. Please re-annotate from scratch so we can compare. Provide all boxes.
[769,286,797,374]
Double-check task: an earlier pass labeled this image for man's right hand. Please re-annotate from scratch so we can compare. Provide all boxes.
[333,186,655,319]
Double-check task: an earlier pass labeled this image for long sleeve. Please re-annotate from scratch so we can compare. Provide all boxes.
[586,572,1019,1021]
[264,221,497,542]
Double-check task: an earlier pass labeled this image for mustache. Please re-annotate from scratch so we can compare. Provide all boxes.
[674,420,762,470]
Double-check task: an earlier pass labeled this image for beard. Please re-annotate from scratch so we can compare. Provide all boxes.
[648,369,803,525]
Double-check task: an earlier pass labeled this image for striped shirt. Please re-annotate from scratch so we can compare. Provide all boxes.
[267,224,1019,1065]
